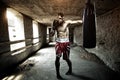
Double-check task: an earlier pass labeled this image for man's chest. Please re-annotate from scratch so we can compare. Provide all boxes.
[57,23,68,32]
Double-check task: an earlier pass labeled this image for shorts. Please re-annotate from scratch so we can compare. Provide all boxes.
[55,42,70,60]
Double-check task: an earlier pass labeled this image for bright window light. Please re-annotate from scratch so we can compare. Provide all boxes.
[2,74,23,80]
[7,8,25,51]
[33,21,39,43]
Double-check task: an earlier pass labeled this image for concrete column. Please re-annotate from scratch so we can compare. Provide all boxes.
[69,27,74,44]
[38,23,47,47]
[23,15,33,46]
[0,2,10,53]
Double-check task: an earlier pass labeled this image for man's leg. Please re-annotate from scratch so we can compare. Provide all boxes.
[65,58,72,75]
[63,51,72,75]
[63,42,72,75]
[55,56,62,79]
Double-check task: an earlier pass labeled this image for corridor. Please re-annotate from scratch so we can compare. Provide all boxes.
[1,43,118,80]
[0,0,120,80]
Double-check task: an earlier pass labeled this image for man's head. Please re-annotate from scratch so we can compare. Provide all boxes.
[58,13,64,22]
[58,13,64,17]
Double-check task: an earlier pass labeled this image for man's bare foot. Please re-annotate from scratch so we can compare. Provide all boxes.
[66,70,72,75]
[57,75,63,79]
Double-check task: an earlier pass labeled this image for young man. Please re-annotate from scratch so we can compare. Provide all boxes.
[50,13,82,79]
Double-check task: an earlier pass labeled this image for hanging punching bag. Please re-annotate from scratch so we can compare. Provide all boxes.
[83,0,96,48]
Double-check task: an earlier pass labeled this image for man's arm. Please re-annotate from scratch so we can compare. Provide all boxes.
[66,20,83,24]
[50,20,58,37]
[50,28,55,37]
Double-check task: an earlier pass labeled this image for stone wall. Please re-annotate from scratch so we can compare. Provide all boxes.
[74,25,83,45]
[87,7,120,71]
[97,7,120,56]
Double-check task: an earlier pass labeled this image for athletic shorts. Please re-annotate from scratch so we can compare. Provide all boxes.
[55,42,70,60]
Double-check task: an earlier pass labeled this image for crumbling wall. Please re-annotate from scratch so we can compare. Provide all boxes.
[87,7,120,71]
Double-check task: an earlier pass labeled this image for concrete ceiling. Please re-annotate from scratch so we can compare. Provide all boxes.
[1,0,120,25]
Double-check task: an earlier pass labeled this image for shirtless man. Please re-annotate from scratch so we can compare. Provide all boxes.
[50,13,82,79]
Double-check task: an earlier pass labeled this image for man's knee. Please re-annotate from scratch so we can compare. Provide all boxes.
[55,57,60,62]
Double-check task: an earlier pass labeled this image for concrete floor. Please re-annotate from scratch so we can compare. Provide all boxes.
[1,43,119,80]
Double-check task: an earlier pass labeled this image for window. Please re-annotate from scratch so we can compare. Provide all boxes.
[32,21,39,43]
[7,8,25,51]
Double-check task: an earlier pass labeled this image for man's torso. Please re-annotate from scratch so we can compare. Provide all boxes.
[55,20,69,42]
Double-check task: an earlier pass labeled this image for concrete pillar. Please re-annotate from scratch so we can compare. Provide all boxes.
[38,23,47,47]
[0,2,10,53]
[23,15,33,46]
[69,27,74,44]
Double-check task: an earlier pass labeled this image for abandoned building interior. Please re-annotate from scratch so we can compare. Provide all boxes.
[0,0,120,80]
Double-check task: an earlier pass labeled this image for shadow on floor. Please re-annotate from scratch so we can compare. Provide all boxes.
[70,72,95,80]
[56,73,96,80]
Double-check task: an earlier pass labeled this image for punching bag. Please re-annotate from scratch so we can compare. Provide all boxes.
[83,0,96,48]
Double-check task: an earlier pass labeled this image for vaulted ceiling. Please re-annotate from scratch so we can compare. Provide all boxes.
[1,0,120,25]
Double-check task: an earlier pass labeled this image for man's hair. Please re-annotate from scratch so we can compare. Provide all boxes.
[58,12,64,17]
